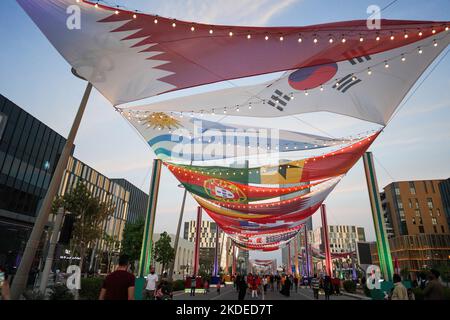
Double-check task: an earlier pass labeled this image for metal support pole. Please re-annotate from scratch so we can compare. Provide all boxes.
[232,245,236,276]
[363,152,394,281]
[294,233,299,276]
[138,159,163,278]
[320,204,333,277]
[168,187,188,280]
[193,206,202,276]
[213,226,220,277]
[304,226,311,278]
[11,79,92,299]
[287,243,292,275]
[38,208,65,294]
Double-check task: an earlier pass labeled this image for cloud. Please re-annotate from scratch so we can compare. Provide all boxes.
[152,0,300,26]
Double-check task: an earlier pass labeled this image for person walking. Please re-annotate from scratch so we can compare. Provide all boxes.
[203,279,209,295]
[251,275,258,299]
[293,276,299,293]
[190,275,196,296]
[143,267,158,300]
[323,276,332,300]
[238,276,247,300]
[99,254,135,300]
[0,265,11,300]
[423,269,445,300]
[311,274,320,300]
[390,274,408,300]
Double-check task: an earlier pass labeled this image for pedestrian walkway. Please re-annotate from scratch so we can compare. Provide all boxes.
[173,285,359,300]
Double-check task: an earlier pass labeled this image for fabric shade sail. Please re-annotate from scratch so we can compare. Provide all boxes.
[18,0,449,109]
[126,32,449,125]
[123,112,343,161]
[167,131,379,187]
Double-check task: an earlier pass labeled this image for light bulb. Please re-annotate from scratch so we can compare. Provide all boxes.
[279,36,284,41]
[418,31,423,36]
[367,68,372,75]
[298,37,302,43]
[247,34,251,39]
[351,75,356,81]
[313,38,318,43]
[359,36,364,42]
[172,22,176,28]
[401,55,406,62]
[433,40,438,47]
[115,10,119,15]
[209,29,213,34]
[229,31,233,37]
[265,35,269,40]
[376,35,380,41]
[342,37,346,43]
[404,33,408,39]
[133,14,137,19]
[329,37,333,43]
[304,90,309,96]
[390,34,395,40]
[418,47,423,54]
[320,86,324,91]
[191,26,195,32]
[384,61,389,68]
[432,29,436,34]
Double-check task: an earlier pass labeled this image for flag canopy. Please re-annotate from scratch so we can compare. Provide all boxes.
[18,0,449,114]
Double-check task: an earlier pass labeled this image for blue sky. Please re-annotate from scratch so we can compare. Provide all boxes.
[1,0,449,264]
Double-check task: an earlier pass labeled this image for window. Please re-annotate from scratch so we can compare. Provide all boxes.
[431,218,437,225]
[433,226,438,233]
[415,199,419,209]
[427,198,434,209]
[441,225,445,233]
[415,209,421,217]
[409,182,416,195]
[395,187,400,196]
[431,182,436,193]
[423,181,428,193]
[408,199,413,209]
[419,226,425,233]
[412,218,416,225]
[437,209,441,217]
[398,201,403,209]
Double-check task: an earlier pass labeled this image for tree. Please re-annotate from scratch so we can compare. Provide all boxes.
[63,181,114,275]
[121,219,145,268]
[154,232,175,276]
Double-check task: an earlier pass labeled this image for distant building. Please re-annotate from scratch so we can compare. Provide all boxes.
[111,178,148,223]
[153,233,194,280]
[312,225,366,254]
[184,219,222,273]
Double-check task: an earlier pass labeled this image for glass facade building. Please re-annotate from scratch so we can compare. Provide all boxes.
[0,94,67,269]
[111,178,148,223]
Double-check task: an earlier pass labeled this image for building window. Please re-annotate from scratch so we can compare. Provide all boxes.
[419,226,425,233]
[423,181,428,193]
[436,208,441,217]
[412,218,416,225]
[397,201,403,209]
[415,199,419,209]
[408,199,413,209]
[433,226,437,233]
[431,218,437,225]
[441,225,445,233]
[395,187,400,196]
[414,209,421,217]
[427,198,434,209]
[431,182,436,193]
[409,182,416,195]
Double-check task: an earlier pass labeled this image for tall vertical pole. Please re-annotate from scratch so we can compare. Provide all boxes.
[363,152,394,281]
[304,226,311,277]
[294,234,299,276]
[287,243,292,275]
[138,159,163,278]
[193,206,202,276]
[168,187,188,280]
[39,208,65,294]
[232,245,236,276]
[213,225,220,277]
[320,204,333,277]
[11,79,92,300]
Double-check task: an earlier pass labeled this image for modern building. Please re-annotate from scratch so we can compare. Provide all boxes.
[0,94,68,269]
[153,233,194,280]
[111,178,148,223]
[312,225,366,254]
[370,180,450,279]
[184,219,222,273]
[0,94,147,275]
[383,180,449,236]
[438,178,450,231]
[380,191,395,238]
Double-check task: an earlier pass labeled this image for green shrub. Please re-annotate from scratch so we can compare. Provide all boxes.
[80,277,104,300]
[173,279,185,291]
[343,280,356,293]
[49,284,74,300]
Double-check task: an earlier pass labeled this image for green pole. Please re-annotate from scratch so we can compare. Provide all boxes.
[363,152,394,281]
[136,159,162,299]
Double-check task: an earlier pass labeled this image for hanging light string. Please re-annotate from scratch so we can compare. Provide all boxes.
[120,32,448,118]
[81,0,447,45]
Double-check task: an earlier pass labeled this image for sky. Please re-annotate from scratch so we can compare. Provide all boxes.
[1,0,449,265]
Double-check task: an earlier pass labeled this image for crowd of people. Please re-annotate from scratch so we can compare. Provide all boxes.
[1,256,447,301]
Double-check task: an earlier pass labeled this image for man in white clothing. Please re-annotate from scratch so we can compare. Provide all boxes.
[143,267,159,300]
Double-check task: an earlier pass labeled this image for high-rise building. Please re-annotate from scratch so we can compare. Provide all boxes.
[383,180,449,236]
[312,225,366,254]
[184,219,222,273]
[111,178,148,223]
[380,191,395,238]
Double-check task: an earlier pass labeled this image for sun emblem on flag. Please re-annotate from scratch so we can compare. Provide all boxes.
[204,179,247,203]
[142,112,182,130]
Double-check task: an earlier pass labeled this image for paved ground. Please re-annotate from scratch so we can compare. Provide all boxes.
[174,285,358,300]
